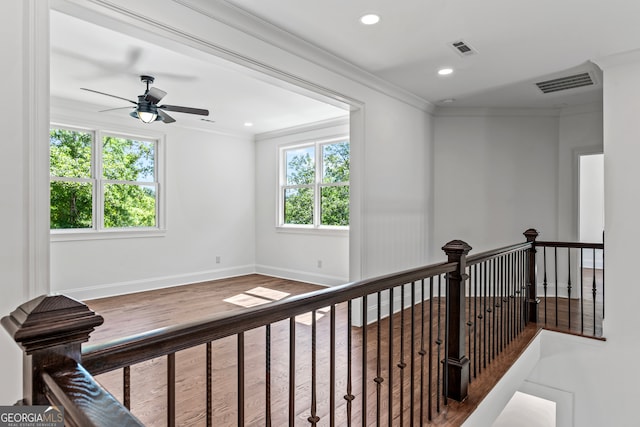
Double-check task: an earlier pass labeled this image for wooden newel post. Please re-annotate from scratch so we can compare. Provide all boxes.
[1,295,104,405]
[442,240,471,402]
[524,229,540,324]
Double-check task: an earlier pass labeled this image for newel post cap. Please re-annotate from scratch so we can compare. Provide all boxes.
[1,295,104,354]
[442,240,472,257]
[524,229,539,242]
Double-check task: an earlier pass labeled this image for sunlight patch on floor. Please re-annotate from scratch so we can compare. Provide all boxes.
[224,286,331,325]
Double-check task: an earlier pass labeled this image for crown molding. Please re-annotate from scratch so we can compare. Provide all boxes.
[172,0,433,112]
[255,116,349,142]
[593,48,640,70]
[433,106,562,118]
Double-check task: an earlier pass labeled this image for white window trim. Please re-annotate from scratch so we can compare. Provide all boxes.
[277,136,349,231]
[50,123,166,241]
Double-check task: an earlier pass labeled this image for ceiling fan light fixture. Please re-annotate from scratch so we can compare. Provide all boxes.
[131,101,160,123]
[129,109,160,123]
[138,111,158,123]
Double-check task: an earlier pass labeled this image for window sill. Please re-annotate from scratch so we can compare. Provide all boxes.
[276,225,349,237]
[51,228,166,242]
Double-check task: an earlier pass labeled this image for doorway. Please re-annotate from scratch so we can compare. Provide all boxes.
[579,153,604,267]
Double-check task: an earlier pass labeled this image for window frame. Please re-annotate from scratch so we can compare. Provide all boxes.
[278,136,349,232]
[50,123,166,241]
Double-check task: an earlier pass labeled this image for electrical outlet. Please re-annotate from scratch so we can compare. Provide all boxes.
[317,260,322,268]
[216,256,221,264]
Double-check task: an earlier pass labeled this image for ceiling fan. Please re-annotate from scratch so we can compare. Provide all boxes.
[81,75,209,124]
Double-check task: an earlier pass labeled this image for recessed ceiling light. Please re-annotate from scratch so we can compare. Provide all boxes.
[360,14,380,25]
[438,68,454,76]
[439,98,456,104]
[244,122,253,127]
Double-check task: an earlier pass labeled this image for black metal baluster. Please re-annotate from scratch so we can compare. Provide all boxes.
[443,274,449,407]
[436,275,442,413]
[543,246,548,324]
[508,253,514,342]
[308,311,320,426]
[491,258,496,362]
[123,366,130,410]
[388,287,394,427]
[345,301,354,427]
[399,286,406,425]
[375,292,383,426]
[473,264,478,378]
[592,248,597,335]
[467,266,473,384]
[289,318,296,427]
[266,325,272,427]
[473,264,479,377]
[519,250,524,332]
[504,255,508,346]
[593,242,604,320]
[237,333,245,427]
[330,306,336,427]
[514,251,520,335]
[512,252,517,338]
[362,295,368,427]
[206,343,212,427]
[428,278,434,421]
[420,279,427,425]
[580,248,584,335]
[483,261,488,370]
[411,281,417,427]
[518,250,523,331]
[567,248,572,331]
[500,256,505,353]
[168,353,176,427]
[555,247,559,327]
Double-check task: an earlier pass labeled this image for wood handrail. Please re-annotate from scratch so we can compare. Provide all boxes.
[83,261,458,375]
[42,361,143,427]
[535,241,604,249]
[466,242,532,266]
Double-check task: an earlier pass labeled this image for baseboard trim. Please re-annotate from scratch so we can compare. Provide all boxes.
[254,265,348,287]
[55,265,256,301]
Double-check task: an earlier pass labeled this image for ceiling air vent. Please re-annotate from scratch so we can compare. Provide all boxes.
[535,72,595,94]
[450,40,477,57]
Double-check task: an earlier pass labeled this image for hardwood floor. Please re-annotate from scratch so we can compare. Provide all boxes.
[537,268,605,338]
[82,275,547,426]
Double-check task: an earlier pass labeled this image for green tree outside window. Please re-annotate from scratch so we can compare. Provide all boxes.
[282,140,349,227]
[50,128,158,230]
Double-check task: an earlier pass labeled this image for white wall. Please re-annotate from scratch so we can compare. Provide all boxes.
[55,0,434,283]
[433,110,559,254]
[1,0,434,404]
[557,105,603,242]
[471,51,640,427]
[49,102,256,300]
[255,119,350,285]
[0,0,30,406]
[360,95,432,276]
[0,0,50,406]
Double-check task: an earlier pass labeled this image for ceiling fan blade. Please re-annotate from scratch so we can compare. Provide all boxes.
[145,87,167,104]
[99,106,136,112]
[81,88,137,104]
[158,110,176,124]
[158,104,209,116]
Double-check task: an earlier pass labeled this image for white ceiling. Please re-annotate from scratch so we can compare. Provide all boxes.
[221,0,640,108]
[52,0,640,130]
[50,10,349,135]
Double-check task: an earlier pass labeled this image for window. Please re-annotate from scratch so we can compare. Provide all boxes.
[50,126,162,236]
[279,138,349,228]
